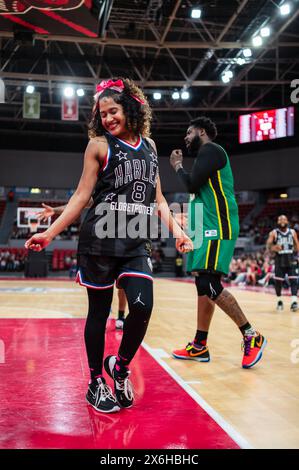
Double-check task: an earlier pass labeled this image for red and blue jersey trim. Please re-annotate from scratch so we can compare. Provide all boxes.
[101,144,111,172]
[115,135,143,151]
[116,270,153,287]
[75,269,114,290]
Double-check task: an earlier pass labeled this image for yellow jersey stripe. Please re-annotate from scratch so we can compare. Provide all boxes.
[214,240,221,270]
[205,240,212,269]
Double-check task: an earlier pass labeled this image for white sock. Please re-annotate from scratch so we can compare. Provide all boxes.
[291,296,297,304]
[244,326,256,337]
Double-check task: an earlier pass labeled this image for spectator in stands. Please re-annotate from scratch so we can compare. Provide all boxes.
[245,258,256,285]
[6,253,15,271]
[69,258,78,279]
[175,252,184,277]
[7,189,15,202]
[151,248,162,273]
[64,254,72,269]
[0,256,6,271]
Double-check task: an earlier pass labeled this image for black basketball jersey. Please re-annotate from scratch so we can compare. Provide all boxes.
[274,228,296,267]
[78,132,159,257]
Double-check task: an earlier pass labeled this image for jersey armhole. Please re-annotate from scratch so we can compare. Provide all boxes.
[217,144,228,169]
[97,137,110,173]
[144,137,157,155]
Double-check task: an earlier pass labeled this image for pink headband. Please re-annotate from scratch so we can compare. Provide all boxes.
[95,79,145,105]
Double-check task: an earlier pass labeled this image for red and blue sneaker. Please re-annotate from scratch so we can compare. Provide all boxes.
[172,342,210,362]
[242,333,267,369]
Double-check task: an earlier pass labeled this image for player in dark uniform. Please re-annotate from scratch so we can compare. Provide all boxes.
[37,202,128,329]
[170,117,267,369]
[266,215,299,311]
[25,77,192,414]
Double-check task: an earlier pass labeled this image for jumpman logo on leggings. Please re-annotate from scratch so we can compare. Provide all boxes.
[133,292,145,306]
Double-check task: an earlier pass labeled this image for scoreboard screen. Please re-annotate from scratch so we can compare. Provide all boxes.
[239,106,294,144]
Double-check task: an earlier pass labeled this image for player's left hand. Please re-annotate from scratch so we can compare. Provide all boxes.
[175,234,193,253]
[170,149,183,171]
[24,231,52,252]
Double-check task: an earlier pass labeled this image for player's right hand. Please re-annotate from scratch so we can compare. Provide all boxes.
[175,233,193,253]
[170,149,183,171]
[25,232,52,252]
[36,203,55,222]
[272,244,282,252]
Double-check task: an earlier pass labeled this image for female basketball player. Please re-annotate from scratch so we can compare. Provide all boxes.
[37,203,127,329]
[25,78,193,414]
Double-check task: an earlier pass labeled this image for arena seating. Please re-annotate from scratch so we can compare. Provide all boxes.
[257,198,299,219]
[0,247,27,256]
[52,249,77,271]
[0,199,6,223]
[238,202,255,222]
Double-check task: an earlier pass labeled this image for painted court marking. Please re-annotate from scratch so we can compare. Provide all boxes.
[142,343,253,450]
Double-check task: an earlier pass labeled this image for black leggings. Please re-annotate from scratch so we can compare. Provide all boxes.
[275,278,298,297]
[84,277,153,378]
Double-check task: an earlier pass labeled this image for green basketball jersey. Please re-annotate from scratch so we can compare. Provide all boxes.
[188,144,239,242]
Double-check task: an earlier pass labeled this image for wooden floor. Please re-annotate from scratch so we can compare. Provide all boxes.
[0,277,298,449]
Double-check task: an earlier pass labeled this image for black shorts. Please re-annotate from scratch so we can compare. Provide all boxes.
[274,262,298,281]
[76,254,153,290]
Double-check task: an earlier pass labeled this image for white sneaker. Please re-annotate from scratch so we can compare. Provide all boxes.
[290,301,298,312]
[104,355,134,408]
[115,318,124,330]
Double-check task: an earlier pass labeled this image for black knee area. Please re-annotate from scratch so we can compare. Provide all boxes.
[274,279,282,297]
[195,272,223,300]
[118,277,153,363]
[119,276,153,317]
[86,288,113,319]
[290,278,298,296]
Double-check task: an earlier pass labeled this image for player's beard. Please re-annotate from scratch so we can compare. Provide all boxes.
[278,223,288,230]
[187,134,202,157]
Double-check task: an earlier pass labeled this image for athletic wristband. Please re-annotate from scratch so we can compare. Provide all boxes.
[175,163,183,172]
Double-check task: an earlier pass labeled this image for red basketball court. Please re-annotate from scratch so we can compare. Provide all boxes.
[0,318,242,449]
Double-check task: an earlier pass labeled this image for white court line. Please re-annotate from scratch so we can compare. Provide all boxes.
[142,342,253,450]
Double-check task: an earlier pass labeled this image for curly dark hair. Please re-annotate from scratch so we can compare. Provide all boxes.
[88,77,152,139]
[190,116,217,140]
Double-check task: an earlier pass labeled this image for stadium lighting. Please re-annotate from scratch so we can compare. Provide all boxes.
[172,91,180,100]
[191,8,202,19]
[280,193,288,198]
[26,85,35,94]
[181,91,190,100]
[221,74,230,84]
[153,92,162,100]
[64,86,74,98]
[242,48,252,58]
[260,27,270,37]
[252,35,262,47]
[280,3,291,15]
[77,88,85,97]
[236,57,246,65]
[226,70,233,79]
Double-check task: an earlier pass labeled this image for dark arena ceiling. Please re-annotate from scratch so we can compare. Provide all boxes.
[0,0,299,155]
